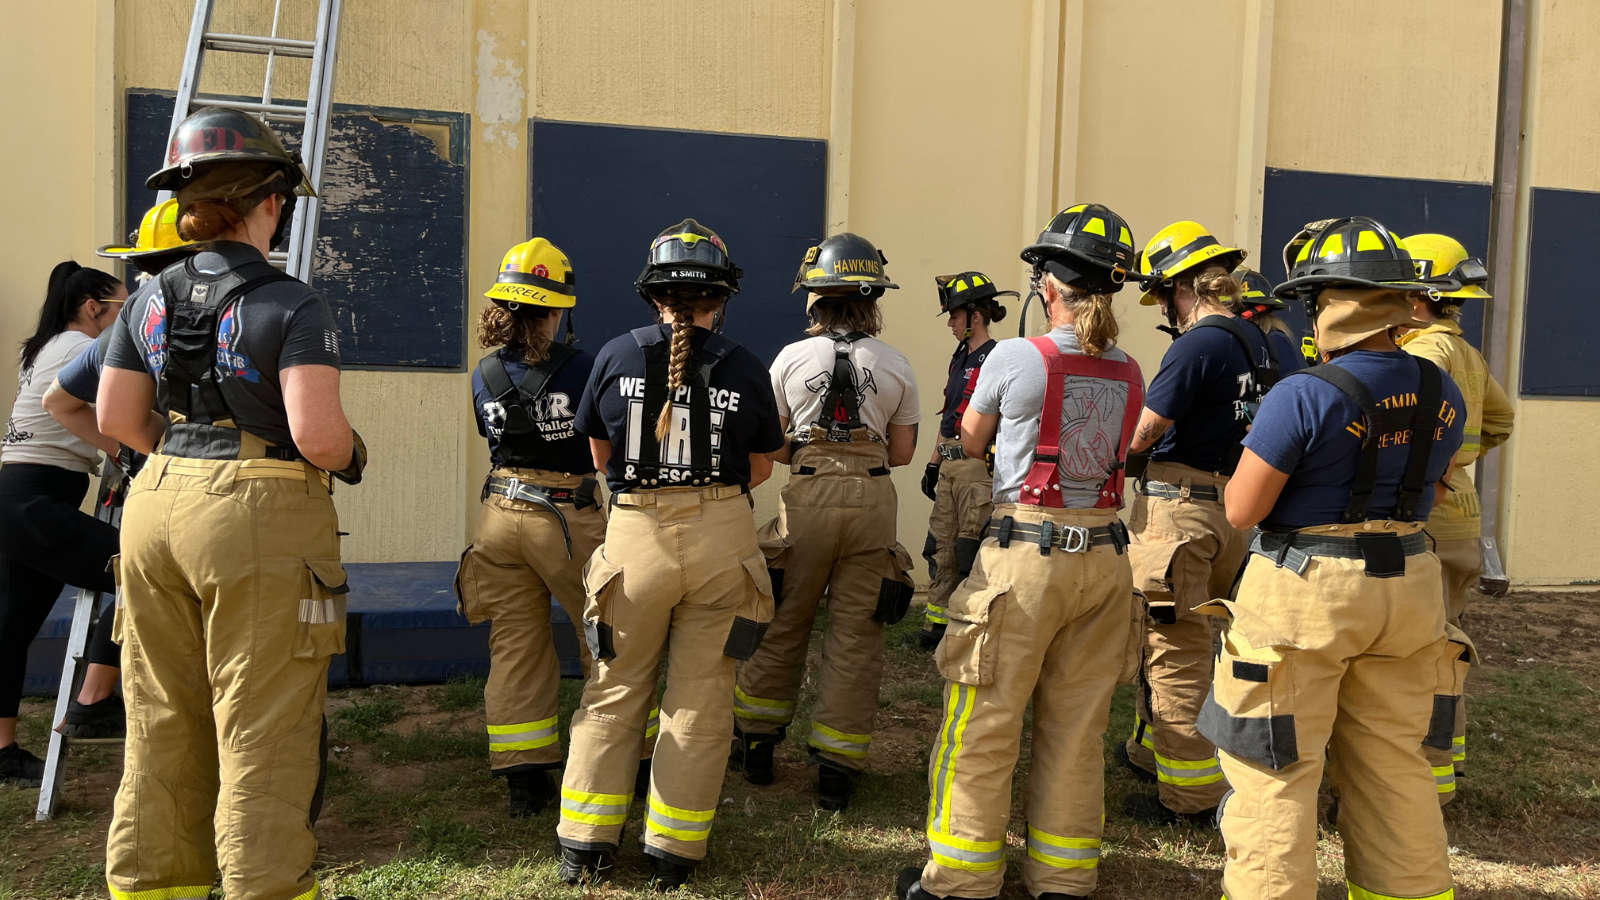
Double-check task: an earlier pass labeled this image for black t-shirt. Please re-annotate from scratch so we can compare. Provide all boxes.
[576,324,784,492]
[103,242,342,449]
[939,339,995,439]
[1143,316,1270,474]
[471,347,596,474]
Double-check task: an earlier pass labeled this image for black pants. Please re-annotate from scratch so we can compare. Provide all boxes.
[0,463,121,719]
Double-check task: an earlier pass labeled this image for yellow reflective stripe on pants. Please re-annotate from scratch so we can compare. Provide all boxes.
[928,828,1004,872]
[809,722,871,759]
[930,683,977,833]
[1154,750,1224,787]
[645,795,715,842]
[645,706,660,739]
[925,603,948,625]
[560,786,631,826]
[108,886,217,900]
[1133,717,1154,750]
[1025,825,1101,869]
[1432,764,1456,794]
[487,716,559,752]
[733,685,795,724]
[1452,735,1465,764]
[1348,882,1454,900]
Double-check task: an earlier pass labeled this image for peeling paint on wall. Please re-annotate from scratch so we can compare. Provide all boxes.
[475,29,525,149]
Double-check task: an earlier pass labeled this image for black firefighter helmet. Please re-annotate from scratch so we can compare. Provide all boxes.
[634,218,743,301]
[935,271,1014,322]
[146,106,313,195]
[794,232,899,299]
[1020,203,1138,294]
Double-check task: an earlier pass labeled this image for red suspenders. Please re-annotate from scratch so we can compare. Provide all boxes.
[1018,336,1144,510]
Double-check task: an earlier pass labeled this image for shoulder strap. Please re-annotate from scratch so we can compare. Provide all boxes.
[814,333,865,432]
[635,328,729,486]
[1019,336,1144,509]
[515,342,578,405]
[1194,315,1277,393]
[1300,365,1388,522]
[158,261,298,425]
[1396,357,1443,521]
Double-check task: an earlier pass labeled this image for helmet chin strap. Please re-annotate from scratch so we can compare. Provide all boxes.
[564,308,576,345]
[269,192,296,250]
[1157,287,1183,341]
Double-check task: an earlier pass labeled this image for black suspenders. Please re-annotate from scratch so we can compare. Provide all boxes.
[814,331,869,433]
[633,328,733,487]
[476,343,578,436]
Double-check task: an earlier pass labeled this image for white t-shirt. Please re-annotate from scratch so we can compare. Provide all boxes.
[968,325,1136,506]
[770,332,921,442]
[4,331,100,472]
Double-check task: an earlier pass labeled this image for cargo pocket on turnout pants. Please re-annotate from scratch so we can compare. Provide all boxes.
[296,558,349,659]
[724,553,776,660]
[452,544,481,622]
[871,543,917,624]
[934,581,1010,686]
[1131,536,1188,625]
[1425,623,1476,751]
[1196,617,1298,770]
[581,548,624,662]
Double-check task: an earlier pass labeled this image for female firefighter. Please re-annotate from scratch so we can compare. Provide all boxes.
[1228,265,1307,376]
[97,107,364,900]
[455,237,653,818]
[730,233,919,810]
[1209,216,1467,900]
[898,203,1145,900]
[556,219,785,891]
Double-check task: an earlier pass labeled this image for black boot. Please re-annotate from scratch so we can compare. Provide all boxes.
[0,742,44,788]
[635,757,653,798]
[1122,792,1216,828]
[648,853,694,891]
[817,760,856,811]
[503,767,554,818]
[895,865,997,900]
[63,692,126,739]
[557,845,612,885]
[918,623,946,651]
[1111,742,1156,784]
[732,731,776,786]
[1324,795,1339,828]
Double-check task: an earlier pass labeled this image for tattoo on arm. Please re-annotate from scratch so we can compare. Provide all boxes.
[1136,420,1169,443]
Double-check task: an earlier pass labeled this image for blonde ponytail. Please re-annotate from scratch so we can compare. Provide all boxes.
[1057,284,1120,357]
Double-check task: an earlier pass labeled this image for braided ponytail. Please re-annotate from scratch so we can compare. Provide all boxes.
[655,303,697,439]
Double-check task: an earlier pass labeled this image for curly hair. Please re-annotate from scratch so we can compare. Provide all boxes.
[477,304,553,364]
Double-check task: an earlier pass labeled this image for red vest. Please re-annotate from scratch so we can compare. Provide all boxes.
[1018,336,1144,510]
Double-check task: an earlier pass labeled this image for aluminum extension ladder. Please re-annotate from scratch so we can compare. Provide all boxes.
[156,0,344,283]
[35,466,127,821]
[35,0,344,821]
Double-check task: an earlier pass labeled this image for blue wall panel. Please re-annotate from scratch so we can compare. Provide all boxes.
[529,120,827,366]
[1260,167,1493,347]
[126,91,468,368]
[1522,187,1600,396]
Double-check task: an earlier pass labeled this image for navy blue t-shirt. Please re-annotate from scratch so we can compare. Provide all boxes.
[939,339,995,439]
[1268,330,1307,376]
[57,329,112,402]
[1144,317,1270,473]
[471,347,596,474]
[1243,350,1466,530]
[576,325,785,492]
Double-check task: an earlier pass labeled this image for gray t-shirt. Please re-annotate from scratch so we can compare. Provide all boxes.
[968,325,1136,506]
[104,242,342,450]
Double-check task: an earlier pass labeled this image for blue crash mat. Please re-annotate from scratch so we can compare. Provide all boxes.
[23,561,583,696]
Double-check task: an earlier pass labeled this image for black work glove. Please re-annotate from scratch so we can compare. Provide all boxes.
[921,462,941,501]
[333,429,367,485]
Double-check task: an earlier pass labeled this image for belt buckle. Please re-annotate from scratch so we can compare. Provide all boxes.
[501,476,522,500]
[1061,525,1090,553]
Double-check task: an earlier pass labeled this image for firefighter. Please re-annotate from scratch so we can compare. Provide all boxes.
[557,219,785,891]
[455,237,655,818]
[917,272,1015,651]
[1399,232,1514,802]
[1228,266,1307,376]
[898,204,1145,900]
[730,233,919,809]
[1207,215,1467,900]
[1116,221,1274,825]
[96,107,365,900]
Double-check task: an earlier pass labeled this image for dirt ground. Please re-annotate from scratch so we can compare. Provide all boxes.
[4,589,1598,899]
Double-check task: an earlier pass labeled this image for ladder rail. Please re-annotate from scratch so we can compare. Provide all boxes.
[287,0,341,283]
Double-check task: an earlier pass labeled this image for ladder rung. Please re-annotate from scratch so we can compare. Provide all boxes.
[189,97,306,120]
[204,32,316,55]
[205,40,316,59]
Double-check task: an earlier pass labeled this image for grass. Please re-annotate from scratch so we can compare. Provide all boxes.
[5,591,1599,899]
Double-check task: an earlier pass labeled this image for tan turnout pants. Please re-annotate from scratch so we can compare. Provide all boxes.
[106,455,345,900]
[455,468,655,773]
[1202,521,1463,900]
[918,504,1139,900]
[1427,536,1479,801]
[922,442,993,636]
[733,442,914,770]
[1125,462,1250,814]
[557,487,773,865]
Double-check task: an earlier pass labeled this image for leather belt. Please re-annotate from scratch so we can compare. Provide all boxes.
[1250,529,1428,577]
[984,515,1129,555]
[794,465,891,477]
[1136,479,1221,502]
[938,443,967,461]
[484,475,599,558]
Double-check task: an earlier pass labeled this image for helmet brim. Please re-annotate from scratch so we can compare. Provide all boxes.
[1434,283,1491,300]
[1272,275,1443,300]
[486,283,577,308]
[147,158,315,197]
[936,290,1019,315]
